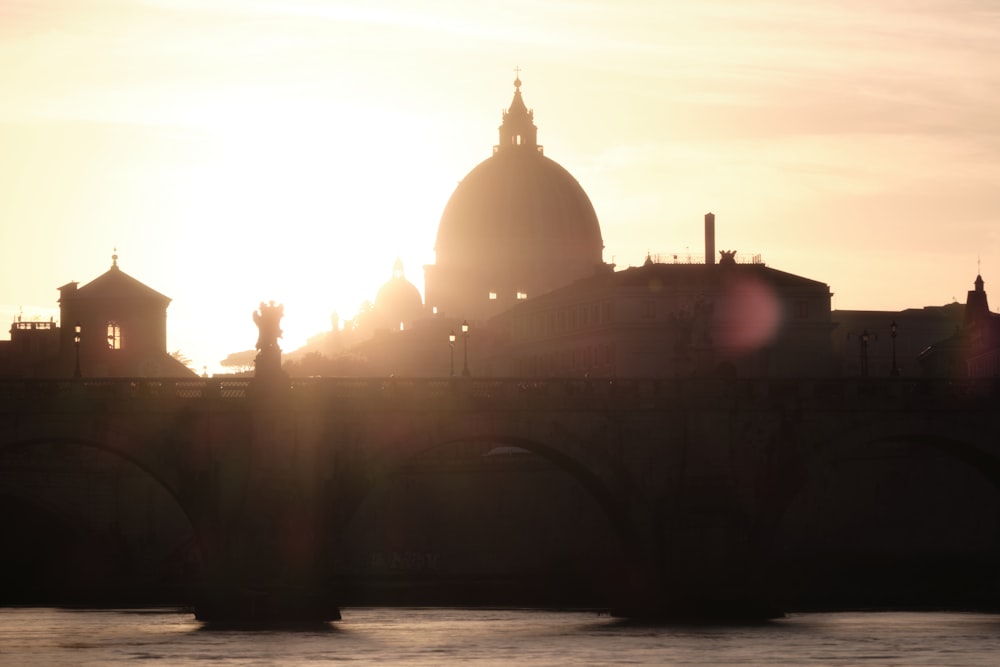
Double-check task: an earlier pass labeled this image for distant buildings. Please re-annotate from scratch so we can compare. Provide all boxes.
[832,304,964,378]
[7,79,995,382]
[288,77,1000,381]
[963,275,1000,377]
[918,274,1000,379]
[483,246,835,378]
[0,253,195,378]
[295,79,842,379]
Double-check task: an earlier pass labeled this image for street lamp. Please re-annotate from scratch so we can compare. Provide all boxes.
[73,322,82,378]
[890,320,899,376]
[448,330,456,377]
[461,320,470,377]
[859,329,870,378]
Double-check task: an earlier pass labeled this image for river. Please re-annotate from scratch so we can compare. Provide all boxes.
[1,607,999,666]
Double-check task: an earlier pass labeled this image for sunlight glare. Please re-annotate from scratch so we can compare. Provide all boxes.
[166,97,447,369]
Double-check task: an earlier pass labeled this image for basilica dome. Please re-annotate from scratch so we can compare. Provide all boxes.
[424,78,605,322]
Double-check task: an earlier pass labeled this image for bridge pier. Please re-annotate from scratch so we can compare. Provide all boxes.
[193,507,342,625]
[194,505,341,626]
[607,422,792,622]
[193,387,341,626]
[611,511,785,621]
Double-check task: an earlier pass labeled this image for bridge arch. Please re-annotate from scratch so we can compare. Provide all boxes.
[761,416,1000,608]
[329,420,644,606]
[0,409,202,498]
[0,435,203,603]
[388,432,635,542]
[0,434,191,514]
[821,416,1000,489]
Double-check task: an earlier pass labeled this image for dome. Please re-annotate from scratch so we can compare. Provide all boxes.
[425,78,605,321]
[434,150,603,262]
[374,259,424,330]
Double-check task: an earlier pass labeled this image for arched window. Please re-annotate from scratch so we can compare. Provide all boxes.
[107,321,122,350]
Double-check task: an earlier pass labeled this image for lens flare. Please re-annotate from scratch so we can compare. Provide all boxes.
[711,275,782,352]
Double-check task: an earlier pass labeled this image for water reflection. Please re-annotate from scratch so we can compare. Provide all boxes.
[3,607,1000,666]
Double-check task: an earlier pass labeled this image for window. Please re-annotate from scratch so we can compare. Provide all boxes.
[516,291,528,300]
[489,291,498,300]
[107,321,122,350]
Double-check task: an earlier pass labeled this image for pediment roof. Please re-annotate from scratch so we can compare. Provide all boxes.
[61,260,171,304]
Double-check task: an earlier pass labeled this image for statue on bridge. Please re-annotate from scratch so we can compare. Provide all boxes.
[253,301,285,380]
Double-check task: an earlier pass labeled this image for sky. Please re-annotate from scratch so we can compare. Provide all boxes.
[1,0,998,373]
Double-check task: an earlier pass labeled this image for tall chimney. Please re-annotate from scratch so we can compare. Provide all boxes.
[704,212,716,265]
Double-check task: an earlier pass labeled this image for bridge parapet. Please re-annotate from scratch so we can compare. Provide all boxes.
[1,377,998,414]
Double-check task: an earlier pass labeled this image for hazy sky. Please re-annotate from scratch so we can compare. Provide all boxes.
[2,0,998,372]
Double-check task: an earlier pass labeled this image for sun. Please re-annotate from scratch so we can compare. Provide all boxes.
[162,99,453,370]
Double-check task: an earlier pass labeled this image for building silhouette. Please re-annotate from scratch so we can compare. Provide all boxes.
[373,258,425,333]
[483,242,836,378]
[283,78,994,383]
[288,82,847,379]
[423,76,609,323]
[963,274,1000,377]
[0,253,195,378]
[833,304,963,378]
[918,274,1000,378]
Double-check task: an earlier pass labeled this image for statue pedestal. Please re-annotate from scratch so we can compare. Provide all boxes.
[254,347,284,381]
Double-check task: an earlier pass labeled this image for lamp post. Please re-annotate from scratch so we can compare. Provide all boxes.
[859,329,870,378]
[890,320,899,376]
[448,330,456,377]
[73,322,82,378]
[461,320,470,377]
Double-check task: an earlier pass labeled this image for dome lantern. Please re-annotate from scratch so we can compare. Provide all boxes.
[496,75,539,154]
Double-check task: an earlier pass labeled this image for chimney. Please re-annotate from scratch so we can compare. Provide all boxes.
[704,212,716,265]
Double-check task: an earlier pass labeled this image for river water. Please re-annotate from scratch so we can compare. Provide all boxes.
[2,607,999,666]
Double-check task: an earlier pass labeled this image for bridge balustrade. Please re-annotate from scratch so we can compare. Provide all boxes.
[1,377,997,414]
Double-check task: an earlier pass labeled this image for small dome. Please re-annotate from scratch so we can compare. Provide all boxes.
[374,259,423,330]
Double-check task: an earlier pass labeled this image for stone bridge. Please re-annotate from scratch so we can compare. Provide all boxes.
[2,377,999,621]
